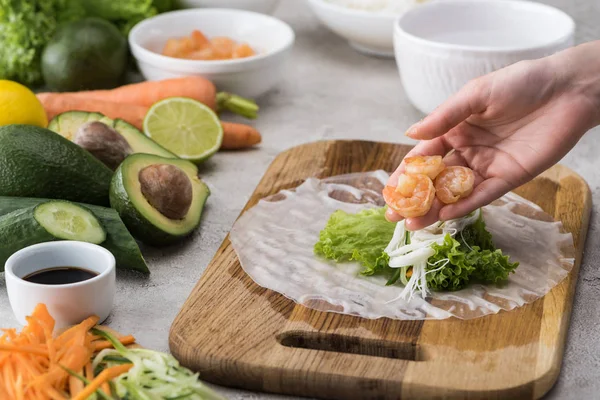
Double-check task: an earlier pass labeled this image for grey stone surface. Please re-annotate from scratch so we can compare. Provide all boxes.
[1,1,599,399]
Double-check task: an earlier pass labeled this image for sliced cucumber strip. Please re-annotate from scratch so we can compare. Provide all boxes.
[34,201,106,244]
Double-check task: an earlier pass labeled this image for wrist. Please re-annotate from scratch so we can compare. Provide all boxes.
[550,41,600,125]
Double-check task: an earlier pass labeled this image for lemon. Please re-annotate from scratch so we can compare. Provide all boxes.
[0,80,48,128]
[143,97,223,163]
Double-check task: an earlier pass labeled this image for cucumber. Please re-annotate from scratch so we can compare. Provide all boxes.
[0,197,149,274]
[0,201,106,270]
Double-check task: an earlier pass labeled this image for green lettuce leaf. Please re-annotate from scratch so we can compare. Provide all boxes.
[427,212,519,291]
[314,207,395,275]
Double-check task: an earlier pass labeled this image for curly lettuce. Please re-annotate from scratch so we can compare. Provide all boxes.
[426,212,519,291]
[314,208,395,276]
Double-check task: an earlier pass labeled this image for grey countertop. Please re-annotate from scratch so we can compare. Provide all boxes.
[1,1,599,399]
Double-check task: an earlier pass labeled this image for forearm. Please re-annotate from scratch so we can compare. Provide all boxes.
[550,40,600,127]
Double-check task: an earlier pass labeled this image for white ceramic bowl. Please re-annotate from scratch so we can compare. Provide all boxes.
[129,9,295,98]
[394,0,575,114]
[176,0,281,14]
[5,241,116,329]
[306,0,424,57]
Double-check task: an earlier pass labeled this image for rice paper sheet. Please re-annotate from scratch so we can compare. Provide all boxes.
[229,171,575,320]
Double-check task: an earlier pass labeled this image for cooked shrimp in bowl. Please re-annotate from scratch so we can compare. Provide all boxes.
[434,166,475,204]
[404,155,445,180]
[382,173,435,218]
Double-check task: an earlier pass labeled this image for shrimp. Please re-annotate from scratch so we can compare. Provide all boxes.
[434,166,475,204]
[404,155,445,180]
[383,173,436,218]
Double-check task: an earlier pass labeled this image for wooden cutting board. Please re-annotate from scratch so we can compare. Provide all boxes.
[169,140,591,400]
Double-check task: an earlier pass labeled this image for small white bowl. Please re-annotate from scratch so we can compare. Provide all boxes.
[129,9,295,98]
[306,0,423,58]
[176,0,281,14]
[394,0,575,114]
[5,241,116,330]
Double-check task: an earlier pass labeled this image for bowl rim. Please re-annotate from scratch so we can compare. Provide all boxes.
[395,0,576,53]
[306,0,399,20]
[5,241,116,289]
[129,8,295,68]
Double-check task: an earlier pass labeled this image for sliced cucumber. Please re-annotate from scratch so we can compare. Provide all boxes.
[0,201,107,269]
[0,197,150,274]
[34,201,106,244]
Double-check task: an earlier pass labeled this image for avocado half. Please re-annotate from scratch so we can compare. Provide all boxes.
[48,111,176,158]
[110,154,209,246]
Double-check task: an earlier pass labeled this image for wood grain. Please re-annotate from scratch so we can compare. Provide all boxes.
[169,140,591,400]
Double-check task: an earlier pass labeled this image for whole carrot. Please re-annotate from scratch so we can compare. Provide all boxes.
[38,77,217,110]
[220,121,261,150]
[37,93,147,129]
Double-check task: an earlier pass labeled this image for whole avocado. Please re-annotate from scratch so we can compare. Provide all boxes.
[41,18,127,92]
[0,124,113,206]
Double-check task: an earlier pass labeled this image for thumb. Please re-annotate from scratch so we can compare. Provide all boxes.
[406,78,490,140]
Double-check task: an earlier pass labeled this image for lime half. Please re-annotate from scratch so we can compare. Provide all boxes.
[143,97,223,163]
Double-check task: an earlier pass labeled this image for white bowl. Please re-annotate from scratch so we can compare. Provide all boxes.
[5,241,116,329]
[306,0,424,57]
[129,9,295,98]
[394,0,575,114]
[176,0,281,14]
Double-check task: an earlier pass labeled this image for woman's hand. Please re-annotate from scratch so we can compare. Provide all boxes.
[387,41,600,230]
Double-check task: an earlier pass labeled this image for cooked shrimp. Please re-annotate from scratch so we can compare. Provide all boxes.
[404,155,445,180]
[383,173,436,218]
[434,166,475,204]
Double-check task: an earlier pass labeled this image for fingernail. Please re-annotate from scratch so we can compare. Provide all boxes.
[405,119,422,137]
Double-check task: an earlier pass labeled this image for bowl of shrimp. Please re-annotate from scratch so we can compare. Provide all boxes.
[129,8,295,98]
[394,0,575,114]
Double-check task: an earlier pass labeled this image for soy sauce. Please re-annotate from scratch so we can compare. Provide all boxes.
[23,266,98,285]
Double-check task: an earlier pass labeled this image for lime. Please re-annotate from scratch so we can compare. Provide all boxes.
[143,97,223,163]
[0,80,48,128]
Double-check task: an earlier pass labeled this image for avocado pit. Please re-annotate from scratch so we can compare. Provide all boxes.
[74,121,132,170]
[138,164,193,220]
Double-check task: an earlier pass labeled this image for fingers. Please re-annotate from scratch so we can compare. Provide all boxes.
[439,177,512,221]
[385,207,404,223]
[404,199,444,231]
[406,79,490,140]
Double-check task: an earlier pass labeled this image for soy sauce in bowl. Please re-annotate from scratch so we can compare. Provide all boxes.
[23,267,98,285]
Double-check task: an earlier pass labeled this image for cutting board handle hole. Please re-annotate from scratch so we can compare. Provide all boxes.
[277,331,423,361]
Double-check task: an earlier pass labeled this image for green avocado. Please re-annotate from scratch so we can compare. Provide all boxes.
[48,111,176,159]
[41,18,127,91]
[0,124,112,206]
[110,154,209,246]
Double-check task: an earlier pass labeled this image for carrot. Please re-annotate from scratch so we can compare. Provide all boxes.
[220,121,262,150]
[72,364,133,400]
[0,344,48,357]
[69,369,84,397]
[93,335,135,351]
[38,76,217,110]
[36,93,147,129]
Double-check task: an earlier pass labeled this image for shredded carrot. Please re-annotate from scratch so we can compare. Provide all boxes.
[72,364,133,400]
[93,335,136,351]
[100,381,111,396]
[0,304,132,399]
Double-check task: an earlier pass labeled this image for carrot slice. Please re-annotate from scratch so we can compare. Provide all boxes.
[72,364,133,400]
[93,335,136,351]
